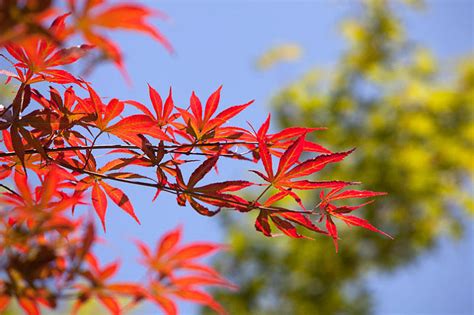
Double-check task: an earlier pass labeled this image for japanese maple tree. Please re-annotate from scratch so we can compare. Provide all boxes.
[0,1,391,314]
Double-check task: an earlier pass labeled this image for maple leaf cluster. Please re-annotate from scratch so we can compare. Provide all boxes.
[0,1,391,314]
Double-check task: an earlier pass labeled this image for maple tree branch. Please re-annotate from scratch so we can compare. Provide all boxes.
[54,161,311,215]
[0,141,258,158]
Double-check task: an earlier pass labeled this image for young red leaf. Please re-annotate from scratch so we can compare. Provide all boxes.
[204,86,222,122]
[148,84,163,118]
[190,91,203,126]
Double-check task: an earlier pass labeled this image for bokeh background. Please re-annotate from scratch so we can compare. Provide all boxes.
[2,0,473,314]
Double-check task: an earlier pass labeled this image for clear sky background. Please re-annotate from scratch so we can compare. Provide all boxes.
[76,1,474,314]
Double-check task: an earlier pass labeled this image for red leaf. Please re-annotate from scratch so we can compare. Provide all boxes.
[100,181,140,225]
[18,298,39,315]
[255,210,271,236]
[303,140,332,154]
[162,87,174,123]
[286,149,354,179]
[108,283,144,297]
[171,243,222,261]
[333,214,393,239]
[103,99,124,125]
[0,296,10,312]
[174,289,227,315]
[92,183,107,231]
[270,215,304,238]
[257,114,271,140]
[172,275,236,289]
[195,181,253,193]
[157,226,182,258]
[204,86,222,122]
[281,180,353,190]
[270,127,325,142]
[188,155,219,188]
[326,215,339,252]
[258,140,273,181]
[275,135,305,178]
[206,101,253,131]
[148,84,163,118]
[263,190,290,207]
[189,198,220,216]
[14,170,32,203]
[280,212,326,234]
[150,293,177,315]
[106,114,171,145]
[46,44,94,66]
[98,294,120,315]
[327,189,387,201]
[190,91,203,126]
[99,262,120,281]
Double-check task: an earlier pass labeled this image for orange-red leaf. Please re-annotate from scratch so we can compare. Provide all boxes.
[92,182,107,231]
[172,243,222,261]
[100,181,140,225]
[98,294,120,315]
[106,114,171,145]
[157,226,182,258]
[18,298,39,315]
[204,86,222,122]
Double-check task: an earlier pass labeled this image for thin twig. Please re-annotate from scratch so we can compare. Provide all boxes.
[0,183,19,196]
[0,141,258,158]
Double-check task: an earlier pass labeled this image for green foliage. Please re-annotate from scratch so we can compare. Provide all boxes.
[206,1,474,314]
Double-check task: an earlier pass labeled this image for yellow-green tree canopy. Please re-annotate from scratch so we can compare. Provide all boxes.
[206,1,473,314]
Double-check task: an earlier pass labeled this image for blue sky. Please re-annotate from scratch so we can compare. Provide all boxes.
[46,1,474,314]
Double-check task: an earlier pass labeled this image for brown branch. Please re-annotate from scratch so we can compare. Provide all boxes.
[0,141,258,158]
[55,161,311,215]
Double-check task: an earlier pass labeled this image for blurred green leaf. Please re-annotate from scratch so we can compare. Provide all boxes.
[206,1,473,314]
